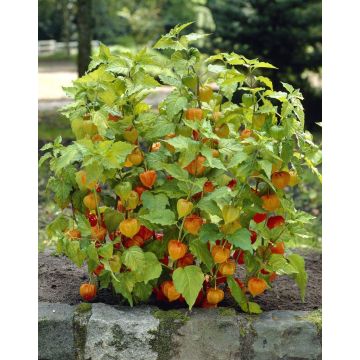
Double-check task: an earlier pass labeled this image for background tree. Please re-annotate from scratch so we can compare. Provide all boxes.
[76,0,92,76]
[38,0,321,129]
[38,0,64,40]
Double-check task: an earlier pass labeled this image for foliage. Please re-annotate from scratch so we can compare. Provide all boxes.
[39,24,321,311]
[38,0,321,127]
[38,0,214,45]
[39,0,69,41]
[207,0,322,129]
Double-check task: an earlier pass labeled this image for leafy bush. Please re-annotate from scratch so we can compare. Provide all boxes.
[207,0,322,129]
[39,23,321,312]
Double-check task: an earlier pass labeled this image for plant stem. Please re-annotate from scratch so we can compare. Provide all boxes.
[177,217,186,242]
[70,196,76,227]
[161,263,173,270]
[114,195,119,210]
[93,188,101,229]
[272,228,286,242]
[213,266,219,288]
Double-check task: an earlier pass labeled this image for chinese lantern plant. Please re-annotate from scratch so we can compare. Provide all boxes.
[39,23,321,313]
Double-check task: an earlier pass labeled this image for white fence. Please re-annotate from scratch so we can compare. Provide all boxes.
[38,40,100,56]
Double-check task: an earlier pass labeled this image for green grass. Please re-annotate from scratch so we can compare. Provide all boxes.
[38,111,73,142]
[38,51,77,63]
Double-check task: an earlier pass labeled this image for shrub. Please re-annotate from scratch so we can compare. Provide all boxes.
[40,23,321,312]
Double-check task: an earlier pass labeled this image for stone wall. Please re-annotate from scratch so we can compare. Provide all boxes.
[38,302,321,360]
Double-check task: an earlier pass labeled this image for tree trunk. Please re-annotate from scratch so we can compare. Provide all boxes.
[76,0,92,77]
[62,0,70,57]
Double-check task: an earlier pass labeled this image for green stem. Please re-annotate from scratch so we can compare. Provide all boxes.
[190,65,201,108]
[93,188,101,229]
[213,266,220,288]
[161,263,173,270]
[272,228,286,243]
[114,195,119,210]
[70,196,76,228]
[177,217,186,242]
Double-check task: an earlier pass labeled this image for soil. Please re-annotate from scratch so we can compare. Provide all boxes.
[38,248,321,311]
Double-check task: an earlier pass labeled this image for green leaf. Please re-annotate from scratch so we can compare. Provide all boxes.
[182,33,209,42]
[170,22,194,35]
[103,141,134,168]
[161,163,189,181]
[121,246,145,272]
[98,271,111,289]
[164,92,188,118]
[201,146,226,170]
[253,62,277,69]
[227,277,262,314]
[198,223,222,244]
[258,159,273,179]
[144,119,176,139]
[76,213,92,237]
[280,139,294,165]
[189,238,214,272]
[247,302,263,314]
[98,243,113,259]
[66,240,86,267]
[103,208,123,233]
[256,76,273,90]
[163,135,198,152]
[53,144,81,173]
[154,37,182,50]
[93,111,108,136]
[140,209,176,226]
[206,53,224,63]
[173,265,204,310]
[133,69,160,88]
[222,74,246,86]
[267,91,288,102]
[40,142,54,152]
[48,178,72,204]
[39,152,52,167]
[106,59,129,75]
[268,254,298,275]
[84,161,102,183]
[227,276,247,306]
[227,151,248,168]
[112,272,135,306]
[133,282,153,302]
[287,254,307,302]
[282,82,295,93]
[114,182,132,199]
[153,181,186,198]
[197,186,236,217]
[136,252,162,284]
[208,64,226,74]
[46,215,70,238]
[159,74,181,87]
[141,192,169,211]
[226,229,253,253]
[86,243,98,262]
